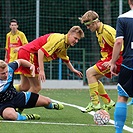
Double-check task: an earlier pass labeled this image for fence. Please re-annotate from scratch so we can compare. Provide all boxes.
[0,0,130,85]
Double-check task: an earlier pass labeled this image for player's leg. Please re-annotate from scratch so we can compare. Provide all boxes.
[2,107,40,120]
[14,84,21,92]
[18,49,39,93]
[27,76,41,93]
[35,95,64,110]
[114,96,127,133]
[23,92,64,110]
[16,77,41,113]
[16,74,30,92]
[20,74,30,91]
[82,66,101,112]
[14,67,24,92]
[94,60,115,111]
[2,107,18,120]
[98,80,115,111]
[114,66,132,133]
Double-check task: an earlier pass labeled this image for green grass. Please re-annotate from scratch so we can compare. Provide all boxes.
[0,89,133,133]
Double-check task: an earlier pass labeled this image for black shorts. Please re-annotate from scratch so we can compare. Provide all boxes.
[118,66,133,97]
[0,92,39,116]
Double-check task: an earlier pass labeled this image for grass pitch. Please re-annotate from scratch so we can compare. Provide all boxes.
[0,89,133,133]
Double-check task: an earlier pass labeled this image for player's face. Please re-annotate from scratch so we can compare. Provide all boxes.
[68,33,80,46]
[86,22,98,32]
[10,22,18,32]
[0,67,8,80]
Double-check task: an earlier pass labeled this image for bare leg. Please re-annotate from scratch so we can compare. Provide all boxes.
[28,76,41,93]
[2,108,18,120]
[19,74,30,91]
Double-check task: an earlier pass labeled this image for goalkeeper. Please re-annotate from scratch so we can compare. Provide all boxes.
[14,26,84,93]
[79,10,123,112]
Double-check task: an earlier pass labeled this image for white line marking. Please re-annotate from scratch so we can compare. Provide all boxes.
[0,120,113,127]
[52,99,133,133]
[0,99,133,132]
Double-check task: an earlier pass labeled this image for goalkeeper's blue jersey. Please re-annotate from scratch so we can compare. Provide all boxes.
[116,9,133,69]
[0,61,18,103]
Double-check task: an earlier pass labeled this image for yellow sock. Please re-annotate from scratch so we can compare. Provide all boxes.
[98,81,111,104]
[89,82,99,105]
[14,84,20,92]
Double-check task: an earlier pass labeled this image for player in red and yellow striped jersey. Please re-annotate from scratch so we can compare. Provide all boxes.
[4,19,28,91]
[5,19,28,65]
[79,10,123,112]
[16,26,84,93]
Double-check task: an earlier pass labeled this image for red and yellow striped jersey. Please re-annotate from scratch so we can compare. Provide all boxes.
[5,30,28,63]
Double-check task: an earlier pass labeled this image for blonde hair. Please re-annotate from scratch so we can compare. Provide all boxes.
[0,60,7,69]
[79,10,99,24]
[68,26,84,38]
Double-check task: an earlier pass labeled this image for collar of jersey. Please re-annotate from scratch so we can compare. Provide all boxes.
[96,22,104,35]
[64,34,69,45]
[10,30,19,35]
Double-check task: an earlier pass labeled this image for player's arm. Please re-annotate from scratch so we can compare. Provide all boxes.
[17,59,35,77]
[38,49,46,82]
[13,46,23,53]
[64,61,83,78]
[37,36,60,82]
[110,38,123,77]
[4,50,8,63]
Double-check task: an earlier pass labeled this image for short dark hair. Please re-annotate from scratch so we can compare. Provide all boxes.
[10,19,18,24]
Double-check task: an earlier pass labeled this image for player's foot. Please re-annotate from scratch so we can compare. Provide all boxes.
[23,114,40,120]
[53,103,64,110]
[127,99,133,105]
[81,102,101,113]
[102,100,115,112]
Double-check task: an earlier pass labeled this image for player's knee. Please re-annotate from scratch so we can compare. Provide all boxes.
[37,85,41,92]
[2,109,17,120]
[33,86,41,93]
[86,68,92,77]
[20,84,30,92]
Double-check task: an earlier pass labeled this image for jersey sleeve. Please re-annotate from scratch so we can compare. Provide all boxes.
[116,18,124,38]
[40,34,63,57]
[20,32,28,45]
[105,27,116,48]
[58,51,70,63]
[8,60,19,71]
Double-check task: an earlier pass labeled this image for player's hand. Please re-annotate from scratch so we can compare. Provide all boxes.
[110,64,118,78]
[30,64,35,77]
[38,70,46,82]
[13,47,20,53]
[73,70,83,78]
[102,61,111,68]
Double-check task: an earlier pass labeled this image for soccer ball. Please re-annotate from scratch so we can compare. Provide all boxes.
[93,109,110,125]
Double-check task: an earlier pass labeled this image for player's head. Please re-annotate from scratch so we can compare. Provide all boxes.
[9,19,18,32]
[10,19,18,24]
[67,26,84,46]
[79,10,100,32]
[128,0,133,7]
[0,60,8,80]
